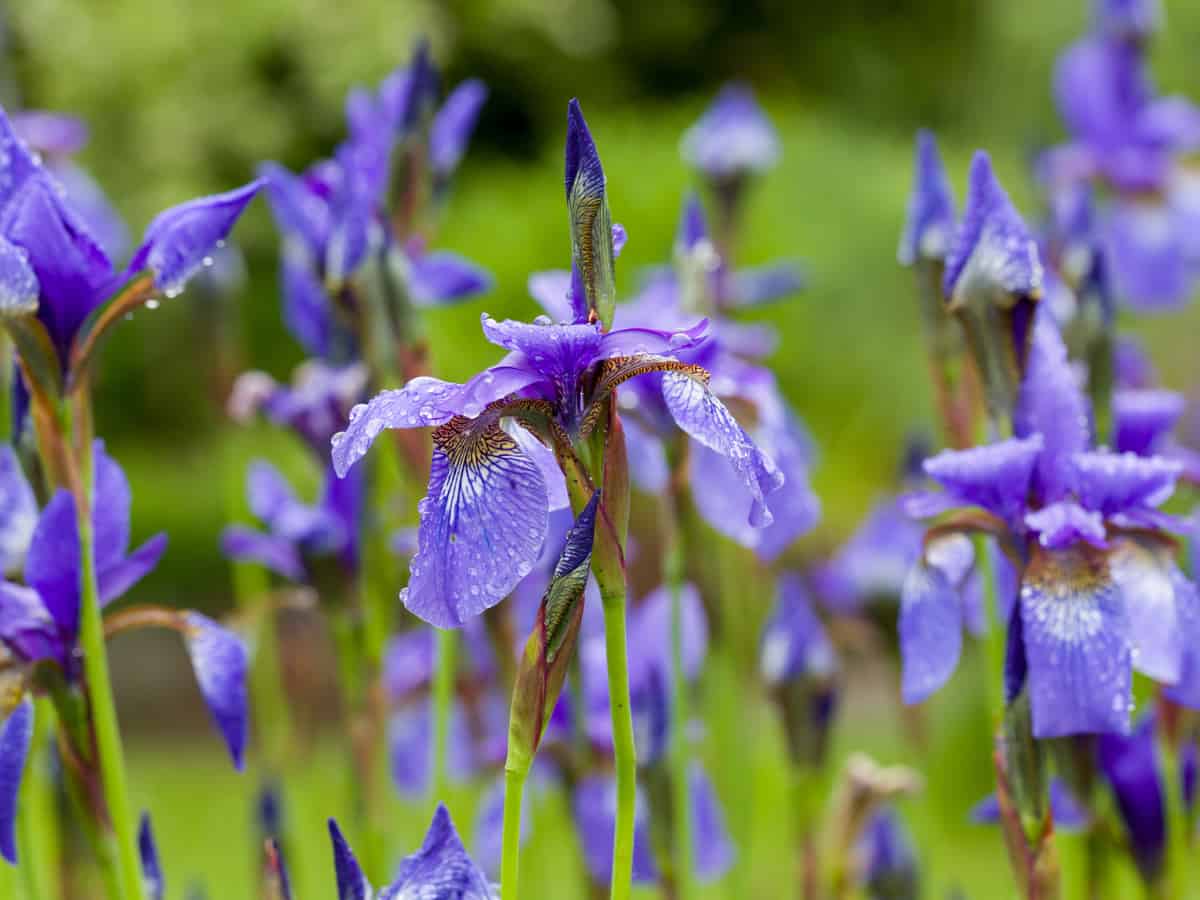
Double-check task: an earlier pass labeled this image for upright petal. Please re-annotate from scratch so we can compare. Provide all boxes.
[943,152,1042,304]
[1021,544,1132,738]
[0,445,36,577]
[661,372,783,527]
[387,805,494,899]
[899,130,956,265]
[1015,314,1089,502]
[430,80,489,177]
[184,613,249,770]
[565,100,615,325]
[1025,500,1107,550]
[328,819,372,900]
[899,558,963,704]
[0,699,33,864]
[402,419,548,628]
[23,490,81,643]
[922,436,1042,526]
[406,250,492,306]
[128,180,263,294]
[258,161,331,262]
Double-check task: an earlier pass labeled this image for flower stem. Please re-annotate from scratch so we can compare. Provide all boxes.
[500,765,528,900]
[77,498,144,900]
[975,535,1005,728]
[601,592,638,900]
[431,627,457,803]
[665,520,694,898]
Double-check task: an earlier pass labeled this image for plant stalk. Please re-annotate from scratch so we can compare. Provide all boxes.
[500,765,528,900]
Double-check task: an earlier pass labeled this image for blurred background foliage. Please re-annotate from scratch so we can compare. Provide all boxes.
[2,3,1199,895]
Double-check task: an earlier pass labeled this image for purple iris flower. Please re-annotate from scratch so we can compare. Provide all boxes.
[328,805,496,899]
[857,807,919,900]
[330,305,783,627]
[898,130,956,266]
[1097,714,1167,885]
[903,309,1193,736]
[229,362,368,456]
[221,460,361,581]
[680,84,779,181]
[259,47,489,359]
[1043,27,1200,309]
[0,106,260,365]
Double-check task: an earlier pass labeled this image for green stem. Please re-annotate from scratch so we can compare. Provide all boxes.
[601,591,637,900]
[500,766,528,900]
[976,535,1005,728]
[666,534,694,898]
[77,498,144,900]
[18,699,61,900]
[1161,739,1192,900]
[431,627,457,803]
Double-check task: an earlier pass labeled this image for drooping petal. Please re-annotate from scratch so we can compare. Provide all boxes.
[620,414,669,494]
[402,412,548,628]
[1113,389,1184,456]
[506,422,568,511]
[898,559,963,704]
[407,250,491,306]
[922,436,1042,526]
[387,805,494,899]
[597,319,710,359]
[184,612,249,770]
[572,776,658,885]
[128,180,263,294]
[1020,544,1132,738]
[760,572,837,686]
[0,699,33,864]
[327,819,372,900]
[680,83,779,179]
[430,80,488,177]
[1025,501,1107,550]
[1109,538,1186,685]
[98,534,167,605]
[23,489,81,642]
[690,765,735,882]
[943,152,1042,303]
[1070,451,1179,516]
[661,372,783,527]
[1097,714,1166,884]
[139,812,164,900]
[899,130,956,265]
[220,526,304,580]
[330,367,543,477]
[0,445,36,577]
[1015,314,1089,502]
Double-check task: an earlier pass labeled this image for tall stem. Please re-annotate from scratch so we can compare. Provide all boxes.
[76,484,144,900]
[431,627,457,802]
[18,699,61,900]
[500,766,528,900]
[601,592,637,900]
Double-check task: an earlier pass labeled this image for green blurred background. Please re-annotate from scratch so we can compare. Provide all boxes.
[4,1,1200,897]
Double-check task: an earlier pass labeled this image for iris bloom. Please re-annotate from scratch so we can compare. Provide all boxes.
[329,805,495,899]
[221,459,361,581]
[229,362,368,456]
[330,282,783,628]
[901,307,1195,736]
[0,444,248,861]
[259,44,490,360]
[680,84,779,182]
[1042,22,1200,309]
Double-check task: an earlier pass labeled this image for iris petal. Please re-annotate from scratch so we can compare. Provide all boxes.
[184,612,249,770]
[922,436,1042,526]
[407,250,491,306]
[220,525,304,580]
[0,699,33,864]
[386,805,494,899]
[899,559,963,704]
[899,130,956,265]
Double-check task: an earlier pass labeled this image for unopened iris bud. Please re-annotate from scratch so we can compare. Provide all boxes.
[943,152,1043,435]
[506,491,599,775]
[565,100,616,328]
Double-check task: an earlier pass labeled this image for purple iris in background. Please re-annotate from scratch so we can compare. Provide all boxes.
[857,807,919,900]
[229,361,368,456]
[0,105,261,368]
[329,805,495,899]
[680,84,779,183]
[0,443,248,861]
[221,459,361,582]
[259,43,490,360]
[577,584,735,885]
[1041,12,1200,309]
[902,307,1195,736]
[898,130,956,268]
